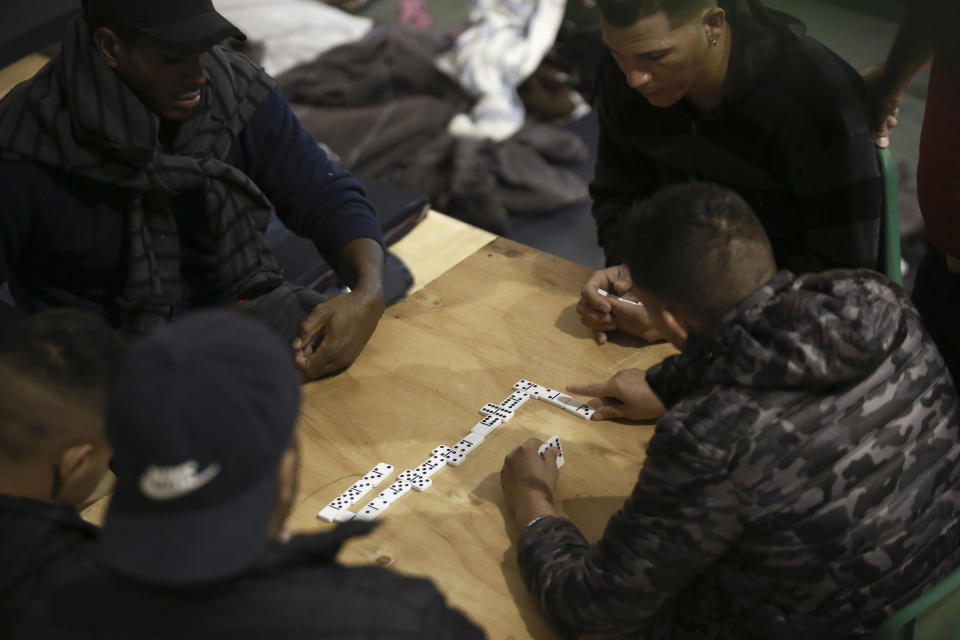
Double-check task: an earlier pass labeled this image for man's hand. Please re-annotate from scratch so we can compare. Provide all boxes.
[861,64,902,149]
[567,368,666,421]
[577,265,661,344]
[293,286,384,380]
[294,237,386,380]
[501,438,560,530]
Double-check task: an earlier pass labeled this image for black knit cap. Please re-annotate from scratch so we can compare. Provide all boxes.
[85,0,246,51]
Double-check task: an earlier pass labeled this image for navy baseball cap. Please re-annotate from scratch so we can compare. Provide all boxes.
[84,0,246,51]
[101,310,300,585]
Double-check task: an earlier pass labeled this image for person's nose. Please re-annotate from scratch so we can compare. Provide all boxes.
[626,67,653,90]
[183,55,206,87]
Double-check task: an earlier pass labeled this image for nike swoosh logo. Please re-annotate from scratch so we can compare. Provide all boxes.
[139,461,222,501]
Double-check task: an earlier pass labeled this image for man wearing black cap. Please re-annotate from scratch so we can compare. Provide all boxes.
[0,0,386,380]
[15,311,484,639]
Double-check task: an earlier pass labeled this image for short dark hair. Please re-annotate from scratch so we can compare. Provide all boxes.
[81,0,141,45]
[621,181,776,323]
[596,0,715,28]
[0,309,127,460]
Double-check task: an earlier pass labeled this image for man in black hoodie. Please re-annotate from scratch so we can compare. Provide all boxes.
[502,182,960,638]
[577,0,883,346]
[0,309,126,637]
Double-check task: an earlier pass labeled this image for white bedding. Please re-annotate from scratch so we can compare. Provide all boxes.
[216,0,374,76]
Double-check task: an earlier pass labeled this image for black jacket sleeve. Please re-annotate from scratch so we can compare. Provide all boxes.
[589,59,661,267]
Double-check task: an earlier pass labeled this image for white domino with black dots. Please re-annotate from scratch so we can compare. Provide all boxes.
[470,415,502,437]
[537,435,565,469]
[317,462,394,522]
[445,432,485,467]
[319,379,591,523]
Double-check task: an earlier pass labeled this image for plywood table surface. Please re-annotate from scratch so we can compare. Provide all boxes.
[291,237,676,639]
[0,53,49,99]
[390,210,497,293]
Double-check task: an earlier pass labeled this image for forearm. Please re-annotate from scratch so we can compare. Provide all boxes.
[512,494,558,531]
[518,516,660,637]
[881,0,938,92]
[590,88,656,267]
[591,197,632,266]
[336,236,385,297]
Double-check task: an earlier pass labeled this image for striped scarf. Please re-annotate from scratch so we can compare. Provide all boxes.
[0,17,284,334]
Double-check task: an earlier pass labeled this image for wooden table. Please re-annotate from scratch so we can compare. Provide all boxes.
[0,53,48,99]
[291,237,676,638]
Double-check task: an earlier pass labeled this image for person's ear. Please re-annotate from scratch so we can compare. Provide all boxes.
[92,27,124,69]
[276,447,298,511]
[702,7,726,43]
[53,443,94,503]
[268,444,300,540]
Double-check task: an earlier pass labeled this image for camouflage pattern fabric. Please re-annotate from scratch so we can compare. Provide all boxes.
[518,270,960,639]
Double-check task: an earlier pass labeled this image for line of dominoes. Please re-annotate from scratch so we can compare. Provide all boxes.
[317,379,587,522]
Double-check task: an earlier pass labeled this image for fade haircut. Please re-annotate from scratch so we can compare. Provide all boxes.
[621,182,776,323]
[0,309,127,460]
[596,0,716,28]
[80,0,141,45]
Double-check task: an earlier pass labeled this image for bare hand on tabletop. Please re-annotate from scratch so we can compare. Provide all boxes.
[861,64,902,149]
[293,285,385,380]
[501,438,560,530]
[567,368,666,422]
[578,265,662,344]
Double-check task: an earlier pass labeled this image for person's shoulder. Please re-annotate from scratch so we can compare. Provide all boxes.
[654,387,761,453]
[242,87,292,134]
[285,560,449,608]
[0,495,97,545]
[234,88,298,164]
[256,530,459,611]
[252,560,478,636]
[757,31,872,137]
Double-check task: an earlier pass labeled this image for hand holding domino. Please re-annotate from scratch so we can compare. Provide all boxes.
[597,288,643,307]
[537,435,565,468]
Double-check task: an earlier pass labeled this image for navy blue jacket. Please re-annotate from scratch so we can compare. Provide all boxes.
[0,89,383,332]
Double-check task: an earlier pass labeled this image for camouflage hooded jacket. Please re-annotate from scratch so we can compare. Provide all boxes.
[518,270,960,639]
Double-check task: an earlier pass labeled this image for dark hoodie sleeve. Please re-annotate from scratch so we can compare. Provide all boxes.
[517,409,742,638]
[590,57,660,267]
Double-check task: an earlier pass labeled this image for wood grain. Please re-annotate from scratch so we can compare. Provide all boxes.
[291,237,676,638]
[78,237,675,637]
[390,210,498,293]
[0,53,48,99]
